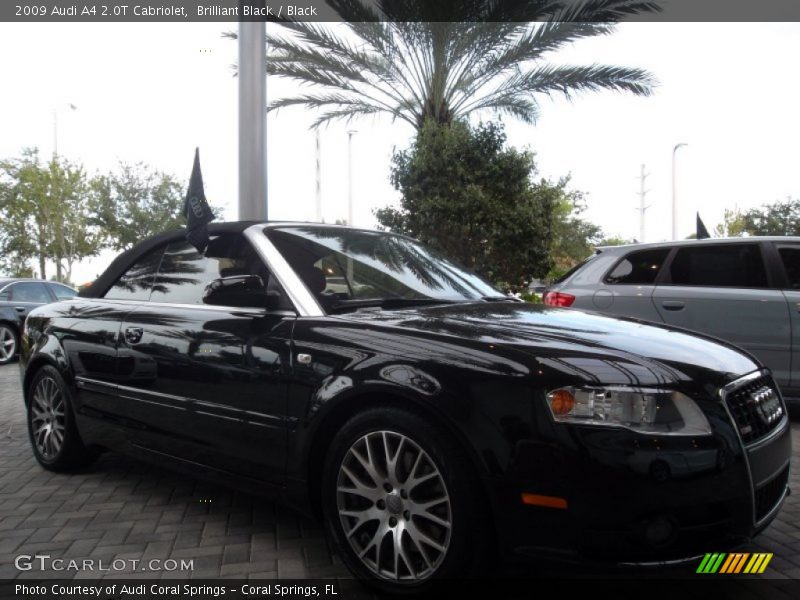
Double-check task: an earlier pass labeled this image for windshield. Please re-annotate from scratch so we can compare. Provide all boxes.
[267,226,502,310]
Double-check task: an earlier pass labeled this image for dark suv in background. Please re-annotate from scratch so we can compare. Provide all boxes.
[0,278,77,364]
[544,238,800,398]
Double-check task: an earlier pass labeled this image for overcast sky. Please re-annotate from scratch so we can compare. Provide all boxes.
[1,22,799,283]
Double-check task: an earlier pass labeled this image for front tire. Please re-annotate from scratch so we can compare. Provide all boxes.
[0,324,18,365]
[322,406,487,593]
[27,365,98,471]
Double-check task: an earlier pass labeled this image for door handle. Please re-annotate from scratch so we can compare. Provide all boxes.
[14,306,25,312]
[661,300,685,311]
[124,327,144,344]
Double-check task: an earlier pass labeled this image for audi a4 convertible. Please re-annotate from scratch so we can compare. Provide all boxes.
[20,222,791,592]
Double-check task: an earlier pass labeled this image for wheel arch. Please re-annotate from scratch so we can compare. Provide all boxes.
[22,355,63,406]
[304,389,493,523]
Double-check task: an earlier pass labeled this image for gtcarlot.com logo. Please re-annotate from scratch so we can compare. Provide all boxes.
[696,552,773,574]
[15,554,194,572]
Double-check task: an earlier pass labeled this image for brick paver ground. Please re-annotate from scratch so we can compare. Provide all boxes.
[0,362,798,583]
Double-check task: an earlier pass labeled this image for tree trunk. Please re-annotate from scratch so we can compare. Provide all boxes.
[55,254,63,281]
[38,254,46,280]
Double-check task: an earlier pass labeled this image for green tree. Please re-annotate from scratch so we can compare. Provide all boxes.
[549,191,603,279]
[598,234,634,247]
[376,120,558,292]
[245,0,658,128]
[92,163,188,251]
[0,149,51,278]
[48,157,104,282]
[0,149,102,282]
[716,199,800,237]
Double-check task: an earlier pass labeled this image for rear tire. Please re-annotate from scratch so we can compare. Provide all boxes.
[321,405,488,594]
[27,365,99,471]
[0,324,18,365]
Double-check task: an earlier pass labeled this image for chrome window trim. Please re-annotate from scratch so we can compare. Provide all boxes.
[77,296,294,317]
[718,368,790,526]
[244,224,324,317]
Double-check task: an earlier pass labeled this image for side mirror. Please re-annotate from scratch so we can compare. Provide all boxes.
[203,275,272,309]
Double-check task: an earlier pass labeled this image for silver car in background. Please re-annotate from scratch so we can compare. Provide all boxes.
[543,237,800,399]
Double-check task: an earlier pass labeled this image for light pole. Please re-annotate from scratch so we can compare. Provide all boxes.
[238,17,268,221]
[53,103,77,157]
[671,143,688,240]
[347,130,357,226]
[315,129,322,222]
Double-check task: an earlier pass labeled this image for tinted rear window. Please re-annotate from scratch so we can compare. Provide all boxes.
[778,246,800,289]
[605,248,670,285]
[669,244,767,288]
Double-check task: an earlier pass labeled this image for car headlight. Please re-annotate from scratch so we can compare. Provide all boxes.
[546,386,711,436]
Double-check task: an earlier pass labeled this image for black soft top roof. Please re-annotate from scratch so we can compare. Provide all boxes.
[80,222,263,299]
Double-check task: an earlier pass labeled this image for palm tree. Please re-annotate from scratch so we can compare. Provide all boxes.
[256,0,660,128]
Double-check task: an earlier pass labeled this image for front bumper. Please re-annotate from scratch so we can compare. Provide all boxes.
[492,371,791,564]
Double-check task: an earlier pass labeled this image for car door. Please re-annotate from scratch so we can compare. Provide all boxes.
[653,242,791,386]
[773,242,800,390]
[65,246,164,447]
[117,234,294,483]
[595,247,672,321]
[4,281,53,325]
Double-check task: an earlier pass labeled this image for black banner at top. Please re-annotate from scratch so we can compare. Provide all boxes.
[4,0,800,23]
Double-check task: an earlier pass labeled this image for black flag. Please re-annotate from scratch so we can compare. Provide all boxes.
[183,148,215,252]
[696,212,711,239]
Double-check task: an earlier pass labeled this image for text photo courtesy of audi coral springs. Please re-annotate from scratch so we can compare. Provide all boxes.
[20,223,792,593]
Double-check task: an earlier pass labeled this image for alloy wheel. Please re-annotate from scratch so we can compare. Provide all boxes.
[336,430,452,581]
[0,326,15,362]
[30,376,66,459]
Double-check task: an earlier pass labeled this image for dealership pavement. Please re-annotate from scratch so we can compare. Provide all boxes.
[0,363,798,584]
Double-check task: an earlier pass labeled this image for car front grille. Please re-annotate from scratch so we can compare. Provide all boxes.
[724,375,785,445]
[755,466,789,522]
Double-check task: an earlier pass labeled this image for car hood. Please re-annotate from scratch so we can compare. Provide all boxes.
[336,302,760,389]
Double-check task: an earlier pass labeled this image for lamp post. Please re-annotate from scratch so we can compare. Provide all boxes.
[671,142,688,240]
[238,16,268,221]
[53,103,77,157]
[347,130,357,226]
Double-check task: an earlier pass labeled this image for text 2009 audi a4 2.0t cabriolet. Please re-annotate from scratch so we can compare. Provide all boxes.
[19,222,790,592]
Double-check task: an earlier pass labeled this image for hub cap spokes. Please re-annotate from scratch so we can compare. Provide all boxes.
[0,327,15,360]
[30,376,65,458]
[336,430,452,581]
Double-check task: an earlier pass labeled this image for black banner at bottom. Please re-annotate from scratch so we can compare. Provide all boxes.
[2,578,800,600]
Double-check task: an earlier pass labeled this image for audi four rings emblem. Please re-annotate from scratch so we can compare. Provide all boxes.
[749,387,784,425]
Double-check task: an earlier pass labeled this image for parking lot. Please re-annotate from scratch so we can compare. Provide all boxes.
[0,362,798,582]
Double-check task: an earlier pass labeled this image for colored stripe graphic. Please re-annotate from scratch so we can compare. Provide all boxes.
[697,552,773,574]
[719,554,737,573]
[732,553,749,573]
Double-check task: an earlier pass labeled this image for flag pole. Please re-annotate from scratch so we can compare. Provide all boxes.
[238,12,268,221]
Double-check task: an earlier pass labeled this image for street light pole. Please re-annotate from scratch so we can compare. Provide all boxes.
[315,129,322,222]
[238,17,268,221]
[53,103,77,157]
[347,130,357,226]
[671,143,688,240]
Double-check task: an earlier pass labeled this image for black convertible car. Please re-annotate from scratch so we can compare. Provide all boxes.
[20,222,790,591]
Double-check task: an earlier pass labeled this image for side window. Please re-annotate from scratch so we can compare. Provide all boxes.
[149,235,276,307]
[670,244,767,288]
[605,248,670,285]
[778,246,800,290]
[104,246,166,301]
[9,282,51,303]
[48,283,77,300]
